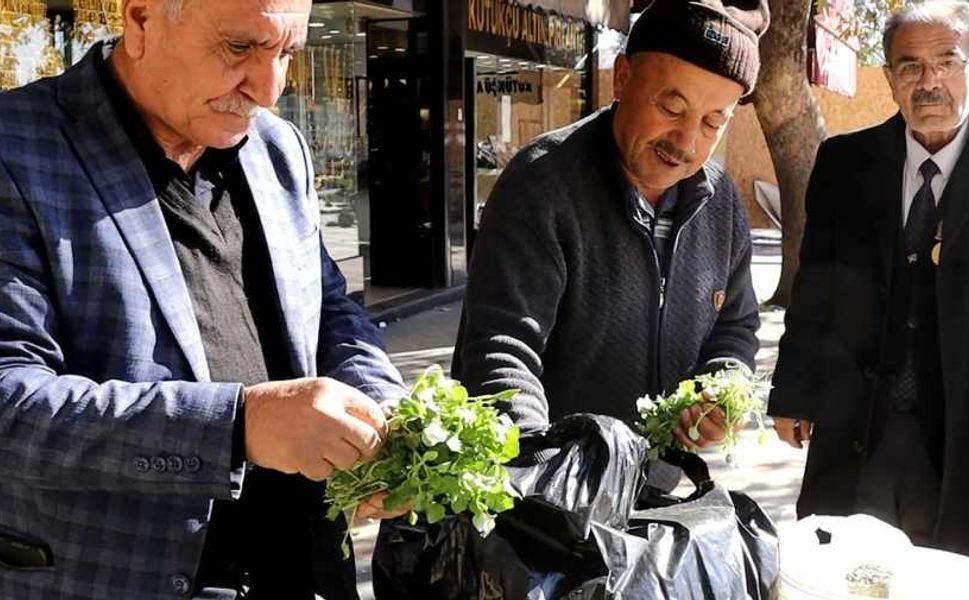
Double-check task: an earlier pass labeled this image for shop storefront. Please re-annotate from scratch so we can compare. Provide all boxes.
[464,0,594,245]
[359,0,628,299]
[277,1,418,303]
[0,0,627,307]
[291,0,627,303]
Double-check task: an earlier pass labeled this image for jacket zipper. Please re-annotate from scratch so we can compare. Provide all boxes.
[655,197,711,392]
[646,239,663,394]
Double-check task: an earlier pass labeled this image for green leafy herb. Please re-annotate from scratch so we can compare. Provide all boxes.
[324,365,521,558]
[636,369,770,461]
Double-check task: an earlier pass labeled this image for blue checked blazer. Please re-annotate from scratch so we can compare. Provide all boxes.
[0,44,406,598]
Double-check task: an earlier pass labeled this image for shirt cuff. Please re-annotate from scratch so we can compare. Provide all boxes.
[231,387,247,470]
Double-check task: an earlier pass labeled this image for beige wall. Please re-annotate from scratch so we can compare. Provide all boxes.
[597,67,615,109]
[726,65,900,229]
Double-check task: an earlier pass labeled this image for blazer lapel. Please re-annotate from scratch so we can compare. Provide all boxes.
[859,114,907,284]
[939,136,969,252]
[55,46,211,381]
[239,128,319,377]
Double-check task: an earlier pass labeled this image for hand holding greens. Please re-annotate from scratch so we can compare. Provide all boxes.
[636,369,770,461]
[325,366,521,557]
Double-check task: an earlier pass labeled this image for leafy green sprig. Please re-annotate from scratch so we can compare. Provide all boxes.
[636,369,771,461]
[324,365,521,557]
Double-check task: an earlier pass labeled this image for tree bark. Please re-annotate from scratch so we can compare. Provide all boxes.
[751,0,826,308]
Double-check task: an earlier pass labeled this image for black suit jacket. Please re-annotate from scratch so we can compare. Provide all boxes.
[769,113,969,554]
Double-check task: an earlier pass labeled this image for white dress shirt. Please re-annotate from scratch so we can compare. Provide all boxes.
[902,119,969,226]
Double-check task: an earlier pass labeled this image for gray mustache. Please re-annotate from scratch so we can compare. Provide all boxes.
[210,97,260,118]
[649,139,695,164]
[912,89,950,106]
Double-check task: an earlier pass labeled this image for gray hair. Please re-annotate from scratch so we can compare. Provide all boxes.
[883,1,969,65]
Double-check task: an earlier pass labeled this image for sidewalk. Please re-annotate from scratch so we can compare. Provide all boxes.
[351,243,802,599]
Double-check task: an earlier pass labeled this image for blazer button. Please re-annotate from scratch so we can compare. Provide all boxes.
[851,440,865,454]
[167,455,184,473]
[133,456,150,473]
[907,317,919,329]
[169,574,192,596]
[863,367,877,380]
[185,455,202,473]
[151,456,167,473]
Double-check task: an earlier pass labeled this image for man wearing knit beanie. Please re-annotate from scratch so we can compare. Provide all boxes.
[454,0,769,478]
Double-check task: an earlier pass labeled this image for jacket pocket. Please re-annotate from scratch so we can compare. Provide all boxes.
[0,524,54,571]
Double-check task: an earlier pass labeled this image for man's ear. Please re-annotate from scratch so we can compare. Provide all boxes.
[613,53,631,101]
[121,0,151,59]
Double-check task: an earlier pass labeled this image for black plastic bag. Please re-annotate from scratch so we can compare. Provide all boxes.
[371,512,593,600]
[563,450,779,599]
[372,414,643,599]
[371,415,779,599]
[507,413,651,534]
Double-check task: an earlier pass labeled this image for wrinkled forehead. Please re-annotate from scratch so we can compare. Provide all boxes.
[630,52,743,111]
[187,0,311,42]
[890,22,969,62]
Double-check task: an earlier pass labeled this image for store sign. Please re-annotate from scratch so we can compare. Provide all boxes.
[527,0,629,32]
[477,72,543,104]
[467,0,586,59]
[811,24,857,97]
[809,0,858,97]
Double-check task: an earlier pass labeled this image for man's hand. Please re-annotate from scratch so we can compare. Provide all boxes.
[774,416,812,449]
[355,491,414,522]
[243,377,387,481]
[673,402,731,450]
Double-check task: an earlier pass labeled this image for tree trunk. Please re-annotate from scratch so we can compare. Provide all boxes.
[751,0,826,308]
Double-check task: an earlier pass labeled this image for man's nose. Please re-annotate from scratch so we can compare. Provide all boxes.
[242,53,289,108]
[917,63,944,89]
[669,123,699,159]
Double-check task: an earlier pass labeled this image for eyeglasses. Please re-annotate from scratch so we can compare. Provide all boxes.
[890,56,969,83]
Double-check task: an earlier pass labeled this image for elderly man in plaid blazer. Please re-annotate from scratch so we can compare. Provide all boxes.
[0,0,407,598]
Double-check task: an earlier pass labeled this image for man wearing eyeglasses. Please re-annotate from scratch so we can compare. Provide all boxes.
[770,1,969,553]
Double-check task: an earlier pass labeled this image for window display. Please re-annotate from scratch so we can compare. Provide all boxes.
[70,0,120,64]
[470,53,587,227]
[276,3,379,296]
[0,0,65,89]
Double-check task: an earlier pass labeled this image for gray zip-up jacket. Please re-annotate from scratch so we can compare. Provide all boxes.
[453,106,759,433]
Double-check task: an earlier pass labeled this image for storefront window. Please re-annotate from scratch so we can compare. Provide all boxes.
[0,0,123,91]
[70,0,120,64]
[469,53,586,228]
[277,2,411,298]
[0,1,69,89]
[276,3,367,295]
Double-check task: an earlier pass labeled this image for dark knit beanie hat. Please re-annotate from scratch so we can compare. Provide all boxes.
[625,0,770,95]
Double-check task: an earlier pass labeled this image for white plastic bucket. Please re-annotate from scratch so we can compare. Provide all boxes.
[775,515,912,599]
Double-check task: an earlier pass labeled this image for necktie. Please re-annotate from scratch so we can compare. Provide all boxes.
[891,159,940,412]
[905,159,940,256]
